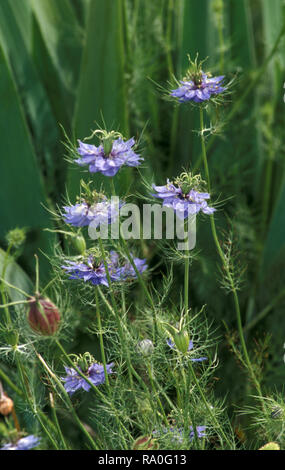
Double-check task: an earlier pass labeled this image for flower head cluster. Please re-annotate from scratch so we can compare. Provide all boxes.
[153,425,206,444]
[167,338,207,362]
[170,55,225,104]
[75,131,143,177]
[62,361,114,395]
[152,175,215,219]
[1,435,40,451]
[62,251,147,286]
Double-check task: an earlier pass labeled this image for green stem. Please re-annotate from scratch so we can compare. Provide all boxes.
[15,354,59,449]
[55,340,131,447]
[188,360,233,448]
[98,237,134,388]
[0,367,23,396]
[119,236,158,341]
[35,351,99,450]
[95,287,110,391]
[199,107,264,404]
[49,392,69,450]
[146,361,168,427]
[184,216,190,314]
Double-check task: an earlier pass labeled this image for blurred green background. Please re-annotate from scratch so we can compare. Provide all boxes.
[1,0,285,403]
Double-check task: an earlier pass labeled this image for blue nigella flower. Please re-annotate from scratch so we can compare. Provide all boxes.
[61,362,114,395]
[171,72,225,103]
[152,179,215,219]
[61,256,110,286]
[62,198,123,228]
[0,435,40,450]
[153,426,206,444]
[62,252,147,286]
[75,137,143,177]
[167,338,207,362]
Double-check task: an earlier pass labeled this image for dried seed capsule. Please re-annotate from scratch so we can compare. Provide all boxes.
[0,396,14,416]
[28,296,60,335]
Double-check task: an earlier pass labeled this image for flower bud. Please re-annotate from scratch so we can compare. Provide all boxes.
[136,339,154,357]
[5,228,26,249]
[28,296,60,335]
[173,329,190,354]
[132,436,159,450]
[71,234,86,254]
[0,395,14,416]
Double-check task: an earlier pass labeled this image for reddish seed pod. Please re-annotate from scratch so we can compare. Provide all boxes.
[0,395,14,416]
[28,296,60,335]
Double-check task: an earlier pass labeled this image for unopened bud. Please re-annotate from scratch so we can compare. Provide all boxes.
[28,296,60,335]
[137,339,154,357]
[0,396,14,416]
[173,329,190,354]
[71,235,86,254]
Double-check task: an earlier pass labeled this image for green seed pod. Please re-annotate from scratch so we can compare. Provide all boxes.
[71,235,86,254]
[102,136,114,156]
[6,330,19,347]
[173,329,190,354]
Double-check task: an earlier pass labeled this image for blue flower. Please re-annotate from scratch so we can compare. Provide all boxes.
[152,179,215,219]
[1,435,40,450]
[61,362,114,395]
[62,202,90,227]
[61,256,110,286]
[62,199,122,228]
[75,137,143,177]
[171,73,225,103]
[62,252,148,286]
[120,256,148,280]
[167,338,207,362]
[153,426,206,444]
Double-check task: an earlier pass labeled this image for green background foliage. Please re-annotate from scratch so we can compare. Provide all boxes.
[0,0,285,416]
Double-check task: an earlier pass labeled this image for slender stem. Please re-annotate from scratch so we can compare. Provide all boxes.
[0,368,23,397]
[1,245,13,326]
[0,278,33,298]
[120,236,158,341]
[146,361,168,427]
[179,356,200,449]
[15,354,59,449]
[95,287,110,391]
[98,237,134,388]
[49,393,69,450]
[35,255,40,294]
[187,360,233,448]
[35,351,99,450]
[55,340,132,446]
[184,216,190,314]
[0,300,30,309]
[199,107,264,403]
